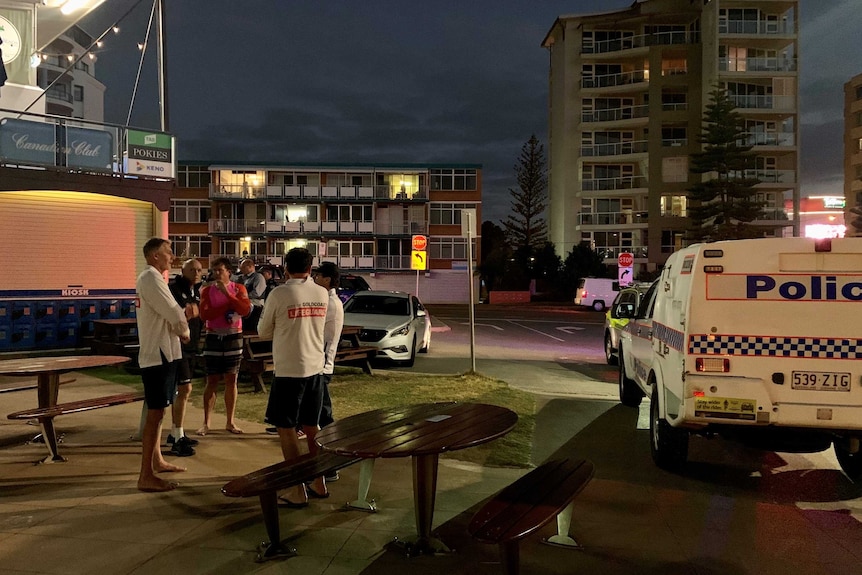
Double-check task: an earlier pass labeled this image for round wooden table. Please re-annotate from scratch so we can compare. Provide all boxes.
[0,355,130,462]
[316,401,518,555]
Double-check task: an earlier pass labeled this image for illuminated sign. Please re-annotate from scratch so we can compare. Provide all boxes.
[823,197,846,209]
[804,224,846,239]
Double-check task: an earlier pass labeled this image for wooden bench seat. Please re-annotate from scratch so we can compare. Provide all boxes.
[0,378,76,395]
[334,346,376,375]
[7,391,146,420]
[223,451,362,562]
[468,457,595,575]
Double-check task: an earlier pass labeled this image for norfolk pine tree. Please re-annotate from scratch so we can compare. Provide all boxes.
[504,135,548,252]
[687,87,764,242]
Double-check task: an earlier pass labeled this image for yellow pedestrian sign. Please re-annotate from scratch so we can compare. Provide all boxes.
[411,250,427,270]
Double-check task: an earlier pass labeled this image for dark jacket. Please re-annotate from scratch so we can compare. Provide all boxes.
[169,274,202,351]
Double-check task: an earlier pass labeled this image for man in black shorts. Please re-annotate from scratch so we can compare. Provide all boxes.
[136,238,191,492]
[257,247,328,506]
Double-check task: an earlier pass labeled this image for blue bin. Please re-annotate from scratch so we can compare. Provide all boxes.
[35,300,58,323]
[35,320,58,347]
[55,319,79,346]
[11,319,36,349]
[57,301,77,320]
[78,300,99,321]
[100,300,121,319]
[12,301,33,323]
[0,322,10,351]
[120,299,137,318]
[0,301,11,323]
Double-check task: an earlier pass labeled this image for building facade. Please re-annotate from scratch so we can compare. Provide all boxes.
[845,72,862,236]
[543,0,799,271]
[171,162,482,303]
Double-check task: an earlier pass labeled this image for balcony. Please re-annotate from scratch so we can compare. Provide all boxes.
[661,138,688,147]
[742,132,795,147]
[582,175,647,192]
[209,184,267,200]
[581,140,648,158]
[581,104,649,123]
[375,255,412,270]
[729,94,795,111]
[581,70,647,90]
[719,57,797,73]
[595,245,648,260]
[577,211,648,226]
[753,208,791,223]
[743,169,796,184]
[208,219,266,234]
[230,184,429,201]
[375,221,428,235]
[582,30,697,55]
[719,20,794,36]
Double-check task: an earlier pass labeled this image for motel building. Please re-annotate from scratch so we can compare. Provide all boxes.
[0,1,175,353]
[783,196,847,239]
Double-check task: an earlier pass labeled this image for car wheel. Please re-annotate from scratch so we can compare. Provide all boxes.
[618,350,642,407]
[592,300,605,312]
[650,385,688,471]
[400,335,417,367]
[834,439,862,482]
[605,331,617,365]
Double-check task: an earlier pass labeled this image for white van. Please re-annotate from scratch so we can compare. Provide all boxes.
[617,237,862,480]
[574,278,619,311]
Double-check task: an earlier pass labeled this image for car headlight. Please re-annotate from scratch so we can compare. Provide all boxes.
[390,324,410,337]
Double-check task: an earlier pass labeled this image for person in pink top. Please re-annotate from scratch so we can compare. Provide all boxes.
[198,257,252,435]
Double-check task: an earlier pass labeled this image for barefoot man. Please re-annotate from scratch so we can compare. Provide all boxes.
[136,238,191,492]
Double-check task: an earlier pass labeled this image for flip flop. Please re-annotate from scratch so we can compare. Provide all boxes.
[278,495,309,509]
[306,486,330,499]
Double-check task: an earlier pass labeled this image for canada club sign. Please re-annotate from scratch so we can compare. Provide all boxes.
[125,129,175,178]
[0,118,113,170]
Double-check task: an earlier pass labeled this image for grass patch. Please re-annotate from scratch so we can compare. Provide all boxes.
[83,366,535,468]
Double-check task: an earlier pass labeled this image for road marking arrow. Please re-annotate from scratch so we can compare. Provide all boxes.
[556,326,586,334]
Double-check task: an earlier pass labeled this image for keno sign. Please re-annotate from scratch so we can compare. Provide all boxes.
[412,235,427,251]
[618,252,634,267]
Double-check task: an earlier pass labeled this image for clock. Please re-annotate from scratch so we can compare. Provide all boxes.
[0,15,22,65]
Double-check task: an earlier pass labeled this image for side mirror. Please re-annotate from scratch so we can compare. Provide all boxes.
[416,308,427,317]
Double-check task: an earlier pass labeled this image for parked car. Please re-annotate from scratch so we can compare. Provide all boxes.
[337,274,371,303]
[603,282,651,365]
[574,277,620,311]
[343,291,431,367]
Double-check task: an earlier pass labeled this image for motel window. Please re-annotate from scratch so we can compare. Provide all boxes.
[169,235,212,259]
[430,202,479,225]
[429,237,476,260]
[430,168,477,191]
[171,199,211,223]
[73,85,84,102]
[177,165,212,188]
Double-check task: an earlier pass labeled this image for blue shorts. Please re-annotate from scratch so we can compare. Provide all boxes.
[265,375,323,429]
[140,355,179,409]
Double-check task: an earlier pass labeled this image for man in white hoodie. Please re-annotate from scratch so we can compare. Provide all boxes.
[135,238,190,492]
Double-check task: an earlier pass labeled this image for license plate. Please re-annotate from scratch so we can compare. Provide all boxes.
[791,371,851,392]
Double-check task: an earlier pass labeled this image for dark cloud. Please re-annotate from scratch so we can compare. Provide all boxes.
[80,0,861,223]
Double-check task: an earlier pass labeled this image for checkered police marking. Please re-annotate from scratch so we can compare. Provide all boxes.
[654,323,684,352]
[689,335,862,359]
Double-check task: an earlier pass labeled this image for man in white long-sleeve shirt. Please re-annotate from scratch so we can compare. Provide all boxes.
[136,238,191,492]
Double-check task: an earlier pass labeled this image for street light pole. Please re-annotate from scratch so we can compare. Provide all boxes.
[156,0,169,131]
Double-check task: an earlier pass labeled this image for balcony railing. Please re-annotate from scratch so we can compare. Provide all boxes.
[577,211,648,226]
[754,208,791,222]
[719,57,797,73]
[581,104,649,123]
[582,30,697,54]
[581,70,647,89]
[741,132,795,146]
[375,255,412,270]
[45,86,73,103]
[595,245,648,259]
[719,20,794,35]
[741,169,796,184]
[661,138,688,147]
[208,219,266,234]
[582,175,647,191]
[581,140,648,157]
[729,94,795,111]
[661,102,688,112]
[208,219,429,236]
[375,221,428,235]
[210,184,267,199]
[261,184,429,201]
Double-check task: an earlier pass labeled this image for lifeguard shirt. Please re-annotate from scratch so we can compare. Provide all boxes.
[257,276,328,378]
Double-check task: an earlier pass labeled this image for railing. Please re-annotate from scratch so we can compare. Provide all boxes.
[741,132,795,146]
[209,184,267,199]
[719,20,793,35]
[754,208,791,222]
[375,255,412,270]
[577,211,648,226]
[719,57,797,73]
[581,70,647,89]
[661,102,688,112]
[208,219,429,236]
[595,245,649,259]
[581,104,649,123]
[45,87,73,103]
[661,67,688,77]
[229,183,430,201]
[375,221,428,235]
[581,140,648,157]
[741,169,796,184]
[662,138,688,147]
[582,175,647,191]
[209,254,281,266]
[208,219,266,234]
[728,94,795,111]
[582,30,697,54]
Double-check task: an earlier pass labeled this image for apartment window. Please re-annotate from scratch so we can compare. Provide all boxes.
[660,195,687,217]
[856,111,862,127]
[430,169,477,191]
[661,90,687,111]
[429,237,476,260]
[329,241,373,257]
[661,127,687,147]
[855,85,862,100]
[326,205,372,222]
[177,165,212,188]
[170,199,211,223]
[430,202,478,225]
[168,235,211,259]
[73,85,84,102]
[856,165,862,180]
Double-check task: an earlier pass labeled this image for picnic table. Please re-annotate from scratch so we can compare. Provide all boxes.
[315,402,518,556]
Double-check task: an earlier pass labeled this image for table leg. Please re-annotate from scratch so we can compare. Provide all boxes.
[255,490,296,562]
[394,453,450,556]
[36,373,64,463]
[347,459,377,512]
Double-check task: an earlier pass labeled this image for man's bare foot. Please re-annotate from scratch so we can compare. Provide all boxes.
[197,425,209,436]
[137,477,178,492]
[226,424,243,434]
[154,461,186,473]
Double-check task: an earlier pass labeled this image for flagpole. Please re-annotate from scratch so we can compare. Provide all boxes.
[157,0,170,131]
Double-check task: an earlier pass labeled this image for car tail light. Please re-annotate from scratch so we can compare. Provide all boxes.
[695,357,729,372]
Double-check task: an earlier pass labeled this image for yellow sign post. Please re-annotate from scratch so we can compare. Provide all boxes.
[411,250,427,271]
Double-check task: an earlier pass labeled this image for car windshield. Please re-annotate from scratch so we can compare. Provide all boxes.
[344,295,410,316]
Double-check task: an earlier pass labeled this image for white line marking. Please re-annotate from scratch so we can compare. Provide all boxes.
[556,326,586,334]
[460,322,503,331]
[505,320,565,342]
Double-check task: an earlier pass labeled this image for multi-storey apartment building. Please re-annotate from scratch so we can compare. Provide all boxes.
[171,162,482,303]
[543,0,799,271]
[845,73,862,236]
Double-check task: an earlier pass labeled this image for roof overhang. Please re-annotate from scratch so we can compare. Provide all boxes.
[3,0,108,49]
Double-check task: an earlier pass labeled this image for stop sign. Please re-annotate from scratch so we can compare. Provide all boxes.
[412,235,427,251]
[618,252,634,267]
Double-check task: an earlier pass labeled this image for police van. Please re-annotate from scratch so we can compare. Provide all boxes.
[617,237,862,480]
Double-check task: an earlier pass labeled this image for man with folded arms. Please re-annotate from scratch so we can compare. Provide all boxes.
[257,247,328,506]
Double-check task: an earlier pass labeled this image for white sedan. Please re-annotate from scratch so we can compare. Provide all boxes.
[343,291,431,367]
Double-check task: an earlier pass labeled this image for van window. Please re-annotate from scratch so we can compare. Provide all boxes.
[637,283,659,319]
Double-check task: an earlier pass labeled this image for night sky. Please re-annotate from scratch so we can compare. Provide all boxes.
[78,0,862,224]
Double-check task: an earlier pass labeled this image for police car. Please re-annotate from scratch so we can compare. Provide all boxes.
[617,237,862,481]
